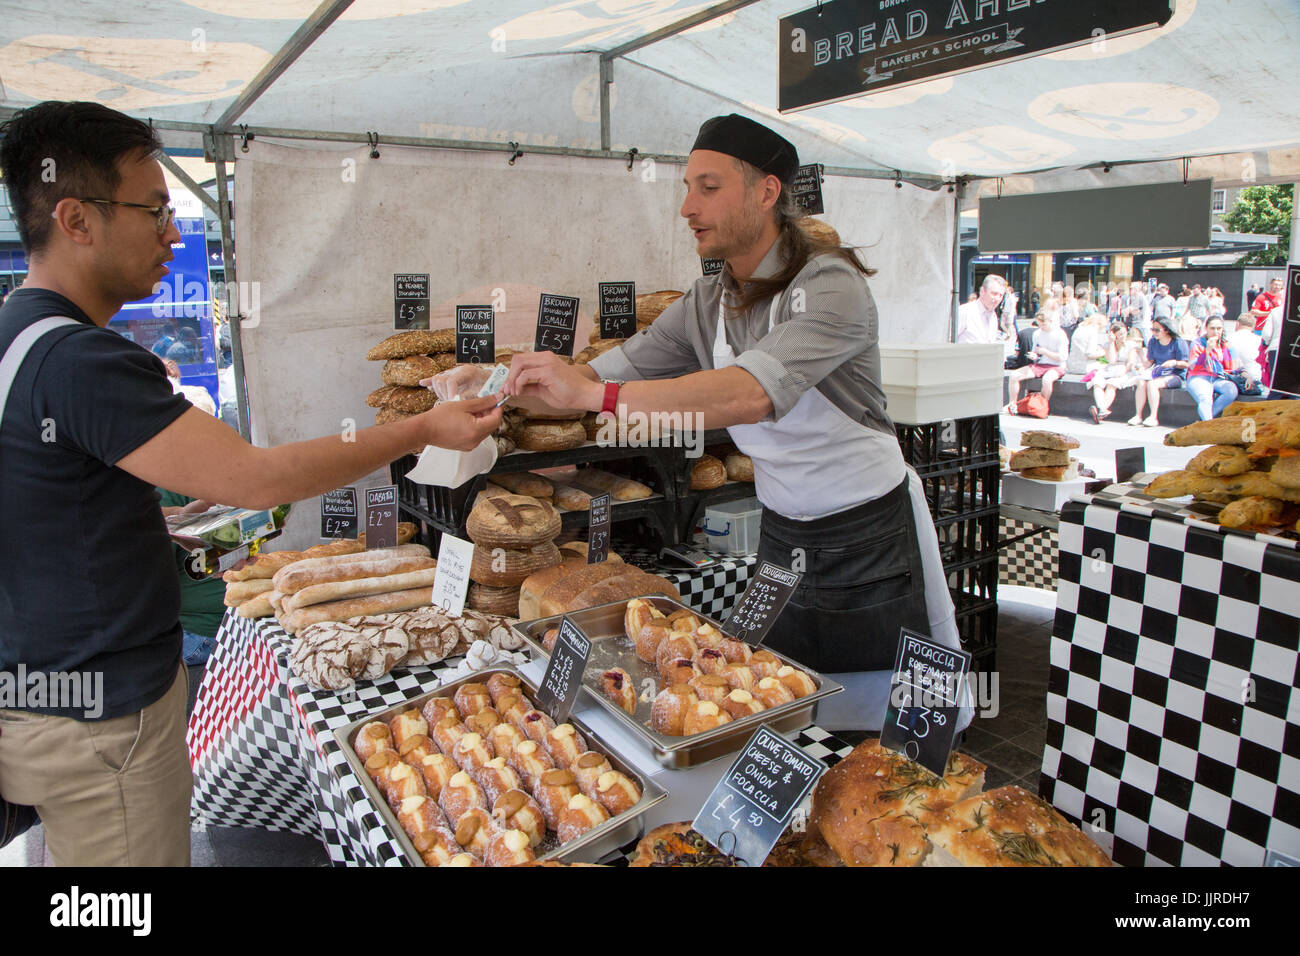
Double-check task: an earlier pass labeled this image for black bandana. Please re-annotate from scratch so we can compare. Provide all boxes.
[691,114,799,184]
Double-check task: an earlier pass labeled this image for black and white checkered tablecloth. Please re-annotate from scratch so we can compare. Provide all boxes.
[999,517,1059,591]
[1044,490,1300,866]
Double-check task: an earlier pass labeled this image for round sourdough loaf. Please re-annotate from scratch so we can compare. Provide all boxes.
[466,494,561,548]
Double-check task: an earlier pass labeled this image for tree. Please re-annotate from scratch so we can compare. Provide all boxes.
[1221,184,1292,265]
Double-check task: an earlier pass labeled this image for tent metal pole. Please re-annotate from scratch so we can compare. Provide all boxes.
[158,153,219,215]
[599,58,613,152]
[952,181,963,342]
[601,0,764,60]
[210,139,251,440]
[215,0,356,130]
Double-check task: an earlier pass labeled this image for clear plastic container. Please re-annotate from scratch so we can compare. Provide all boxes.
[702,497,762,555]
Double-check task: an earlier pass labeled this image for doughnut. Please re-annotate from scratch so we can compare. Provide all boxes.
[693,623,724,649]
[541,626,559,652]
[683,700,732,735]
[354,722,394,762]
[364,750,404,790]
[721,688,764,720]
[536,768,580,830]
[666,609,702,632]
[498,693,531,729]
[418,753,458,800]
[486,673,523,706]
[659,657,700,689]
[600,667,637,714]
[572,751,613,798]
[747,649,782,679]
[438,770,487,822]
[720,662,755,693]
[634,621,672,663]
[442,852,484,867]
[488,722,526,760]
[431,714,468,755]
[594,770,641,815]
[655,634,698,674]
[521,709,557,744]
[557,793,610,844]
[507,739,555,792]
[544,723,587,769]
[397,795,448,839]
[451,731,495,775]
[475,757,522,805]
[689,673,731,706]
[383,761,427,810]
[454,682,492,719]
[413,827,459,866]
[465,707,502,738]
[777,665,817,699]
[692,647,728,676]
[420,696,457,729]
[398,734,438,768]
[624,598,665,641]
[454,806,498,859]
[754,676,796,709]
[650,684,698,736]
[719,638,752,665]
[485,828,537,867]
[492,789,546,848]
[388,708,428,750]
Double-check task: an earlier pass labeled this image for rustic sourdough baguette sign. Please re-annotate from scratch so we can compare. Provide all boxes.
[880,627,970,778]
[692,724,827,867]
[321,487,359,540]
[723,561,801,645]
[598,282,636,339]
[456,305,495,364]
[536,616,592,724]
[535,293,580,357]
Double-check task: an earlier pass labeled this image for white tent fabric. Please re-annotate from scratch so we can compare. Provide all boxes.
[1,0,1297,178]
[237,139,954,549]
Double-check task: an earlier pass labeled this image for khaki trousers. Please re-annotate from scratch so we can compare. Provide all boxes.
[0,663,192,866]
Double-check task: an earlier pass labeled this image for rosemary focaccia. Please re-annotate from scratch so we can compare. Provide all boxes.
[923,786,1113,867]
[1146,469,1300,503]
[1164,416,1255,447]
[810,739,985,867]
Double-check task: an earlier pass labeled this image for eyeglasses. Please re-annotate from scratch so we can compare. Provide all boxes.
[75,199,176,234]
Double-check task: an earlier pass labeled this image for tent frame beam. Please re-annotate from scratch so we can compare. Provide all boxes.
[157,152,219,215]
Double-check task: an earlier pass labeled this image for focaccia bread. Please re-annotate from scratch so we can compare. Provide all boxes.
[1009,447,1069,470]
[690,454,726,490]
[1146,469,1300,502]
[923,786,1113,867]
[1187,444,1253,477]
[515,420,586,452]
[1216,495,1289,529]
[1164,416,1254,447]
[382,356,441,387]
[272,544,432,594]
[1019,430,1080,451]
[366,328,457,360]
[469,541,562,587]
[465,495,561,548]
[811,740,985,867]
[1266,454,1300,489]
[1223,399,1300,419]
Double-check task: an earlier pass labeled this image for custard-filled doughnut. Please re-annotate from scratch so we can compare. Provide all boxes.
[507,739,554,792]
[572,751,614,798]
[594,770,641,815]
[413,827,459,866]
[659,657,699,689]
[418,753,458,800]
[486,672,523,706]
[721,688,764,720]
[383,761,428,809]
[600,667,637,714]
[536,768,580,830]
[692,647,728,676]
[465,707,502,738]
[454,806,498,859]
[634,621,672,663]
[521,709,557,744]
[543,723,587,769]
[442,852,484,867]
[438,770,487,822]
[475,757,522,805]
[354,722,395,762]
[776,665,817,699]
[683,700,732,735]
[388,708,429,750]
[557,793,610,844]
[452,731,495,775]
[719,638,752,665]
[431,714,468,755]
[420,696,457,729]
[666,609,702,632]
[655,634,698,674]
[485,828,537,867]
[624,598,665,642]
[454,682,492,719]
[689,673,731,706]
[498,693,531,729]
[488,721,526,761]
[754,676,796,709]
[650,684,698,737]
[364,750,404,790]
[747,650,782,680]
[492,789,546,848]
[693,623,724,649]
[397,795,448,839]
[398,734,439,769]
[719,662,755,693]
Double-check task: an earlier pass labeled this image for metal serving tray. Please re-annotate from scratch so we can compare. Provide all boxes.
[512,597,843,770]
[335,665,666,866]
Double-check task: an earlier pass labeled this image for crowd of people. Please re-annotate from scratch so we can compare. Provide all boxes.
[959,274,1287,427]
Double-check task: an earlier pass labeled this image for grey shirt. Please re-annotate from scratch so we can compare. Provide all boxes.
[589,240,895,437]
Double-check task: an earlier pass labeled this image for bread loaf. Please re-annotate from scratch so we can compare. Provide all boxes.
[236,592,276,618]
[551,481,592,511]
[468,582,522,617]
[488,472,555,499]
[724,453,754,482]
[536,563,635,617]
[1019,430,1081,451]
[382,386,437,414]
[272,544,432,594]
[690,454,726,490]
[465,495,561,548]
[224,578,275,607]
[470,541,562,587]
[923,786,1113,867]
[366,329,456,360]
[283,566,440,612]
[516,421,586,452]
[565,569,682,613]
[224,550,305,582]
[302,540,366,559]
[570,468,652,501]
[382,356,441,386]
[636,290,683,324]
[556,541,622,564]
[366,384,401,408]
[281,587,436,635]
[519,558,586,620]
[1009,447,1069,470]
[375,407,416,425]
[575,339,623,365]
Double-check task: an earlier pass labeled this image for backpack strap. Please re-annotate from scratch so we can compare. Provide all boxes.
[0,316,83,427]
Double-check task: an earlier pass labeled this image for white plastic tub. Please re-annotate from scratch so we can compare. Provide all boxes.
[880,342,1005,388]
[702,497,762,556]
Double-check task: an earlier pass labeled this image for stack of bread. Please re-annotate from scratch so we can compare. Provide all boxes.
[520,555,681,621]
[1146,399,1300,533]
[365,329,459,425]
[579,289,683,359]
[478,466,652,513]
[1007,430,1081,481]
[464,491,565,617]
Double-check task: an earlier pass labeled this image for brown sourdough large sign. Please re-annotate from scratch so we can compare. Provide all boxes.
[778,0,1174,111]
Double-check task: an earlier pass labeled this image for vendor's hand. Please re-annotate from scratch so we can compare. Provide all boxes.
[421,394,503,451]
[180,498,218,515]
[504,351,602,412]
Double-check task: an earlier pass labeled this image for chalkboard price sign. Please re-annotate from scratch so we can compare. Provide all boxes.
[723,561,801,645]
[364,485,399,550]
[587,493,611,564]
[791,164,824,215]
[598,282,636,339]
[535,617,592,724]
[456,305,495,364]
[1268,264,1300,397]
[534,293,580,357]
[394,274,430,330]
[320,487,359,539]
[880,628,970,778]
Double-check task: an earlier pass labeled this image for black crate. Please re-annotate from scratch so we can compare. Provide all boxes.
[895,415,999,477]
[914,462,1000,524]
[947,557,998,671]
[933,507,1001,570]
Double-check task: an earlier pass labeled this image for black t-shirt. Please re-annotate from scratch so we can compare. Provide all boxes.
[0,289,192,720]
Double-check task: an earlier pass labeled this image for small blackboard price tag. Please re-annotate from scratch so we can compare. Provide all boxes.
[791,163,825,215]
[456,305,495,364]
[701,258,725,277]
[364,485,399,550]
[723,560,801,645]
[534,293,580,357]
[393,274,430,330]
[880,628,971,779]
[598,281,636,339]
[1269,264,1300,397]
[1116,447,1146,484]
[587,493,611,564]
[536,616,592,724]
[691,724,827,867]
[320,487,359,539]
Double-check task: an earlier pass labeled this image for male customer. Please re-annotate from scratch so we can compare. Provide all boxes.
[0,101,502,866]
[957,273,1007,344]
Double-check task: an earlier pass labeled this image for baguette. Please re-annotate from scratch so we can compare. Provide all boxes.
[551,481,593,511]
[280,587,435,635]
[489,472,555,499]
[224,550,306,582]
[282,566,441,612]
[236,592,276,619]
[224,578,275,607]
[303,540,366,559]
[570,468,652,501]
[271,544,432,594]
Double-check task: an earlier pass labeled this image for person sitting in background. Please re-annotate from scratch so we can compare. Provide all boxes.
[1059,284,1079,336]
[1130,315,1188,427]
[1185,317,1241,420]
[1089,323,1144,423]
[1005,306,1068,413]
[1006,316,1037,370]
[1067,309,1108,375]
[1225,313,1266,390]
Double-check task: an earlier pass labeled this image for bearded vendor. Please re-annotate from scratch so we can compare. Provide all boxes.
[503,114,972,733]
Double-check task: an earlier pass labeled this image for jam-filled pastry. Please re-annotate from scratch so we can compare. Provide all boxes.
[413,827,459,866]
[498,693,531,729]
[776,665,817,699]
[488,721,526,760]
[572,751,613,798]
[364,750,404,790]
[719,662,755,693]
[507,740,555,792]
[475,757,522,805]
[420,696,457,729]
[398,734,438,769]
[454,682,492,719]
[692,647,728,676]
[418,753,459,800]
[594,770,642,815]
[492,789,546,848]
[721,689,764,719]
[465,707,502,738]
[486,828,537,867]
[438,770,488,822]
[541,626,559,652]
[682,700,732,735]
[383,761,428,810]
[397,794,449,838]
[719,638,752,665]
[659,657,700,689]
[354,722,395,762]
[747,650,782,679]
[452,732,495,775]
[521,709,557,744]
[689,673,731,706]
[754,676,796,709]
[536,768,580,830]
[544,723,587,769]
[388,708,429,750]
[634,621,672,663]
[486,672,523,706]
[655,634,698,674]
[557,793,610,844]
[443,852,485,867]
[600,667,637,714]
[693,623,724,649]
[624,598,665,641]
[431,713,468,755]
[650,684,698,736]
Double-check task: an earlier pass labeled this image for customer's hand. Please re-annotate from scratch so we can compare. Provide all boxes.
[420,395,503,451]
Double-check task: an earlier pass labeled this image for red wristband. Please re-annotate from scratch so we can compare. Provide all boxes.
[601,381,620,415]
